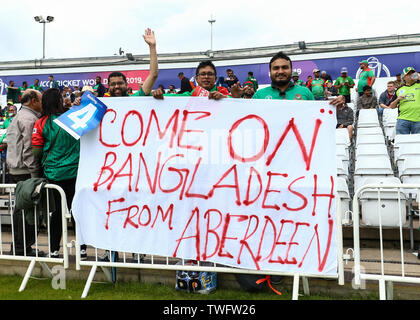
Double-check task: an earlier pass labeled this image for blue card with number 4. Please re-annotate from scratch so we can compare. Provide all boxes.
[54,91,108,140]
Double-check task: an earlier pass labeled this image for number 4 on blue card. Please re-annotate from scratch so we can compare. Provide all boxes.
[54,91,108,140]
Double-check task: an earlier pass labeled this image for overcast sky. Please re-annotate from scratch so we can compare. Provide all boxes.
[1,0,419,62]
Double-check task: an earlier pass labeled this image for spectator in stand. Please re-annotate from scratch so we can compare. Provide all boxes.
[336,101,354,141]
[167,85,177,94]
[357,60,375,97]
[6,89,43,256]
[225,69,240,89]
[378,81,397,119]
[306,75,313,86]
[241,82,255,99]
[29,79,44,93]
[394,73,403,88]
[62,86,75,102]
[73,85,80,97]
[389,67,420,134]
[19,81,29,99]
[357,86,377,113]
[32,88,86,259]
[94,76,106,97]
[244,71,259,91]
[307,69,327,100]
[291,72,304,86]
[6,81,20,104]
[0,102,17,152]
[46,75,59,89]
[216,76,228,89]
[153,60,230,100]
[321,70,332,82]
[178,72,192,94]
[248,51,343,104]
[158,84,165,93]
[334,67,355,103]
[325,80,338,97]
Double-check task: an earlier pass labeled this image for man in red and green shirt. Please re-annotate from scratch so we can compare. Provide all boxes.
[152,60,230,100]
[306,69,327,100]
[357,59,375,96]
[334,67,355,103]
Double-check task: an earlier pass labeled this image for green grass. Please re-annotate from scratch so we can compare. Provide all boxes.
[0,274,377,300]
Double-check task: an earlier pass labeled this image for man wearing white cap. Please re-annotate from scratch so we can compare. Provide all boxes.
[389,67,420,134]
[306,68,327,100]
[334,67,355,103]
[357,60,375,97]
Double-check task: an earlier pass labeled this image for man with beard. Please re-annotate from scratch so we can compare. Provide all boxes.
[251,52,344,106]
[107,28,158,97]
[252,52,314,100]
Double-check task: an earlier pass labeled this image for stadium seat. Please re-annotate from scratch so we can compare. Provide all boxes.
[399,157,420,184]
[393,133,420,162]
[336,177,351,218]
[395,145,420,175]
[382,109,398,141]
[336,128,351,147]
[337,157,349,178]
[353,155,393,192]
[357,109,380,128]
[359,177,407,227]
[382,108,398,126]
[357,127,383,136]
[355,134,385,147]
[355,144,388,158]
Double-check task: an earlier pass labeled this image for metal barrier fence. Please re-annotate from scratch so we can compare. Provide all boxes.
[0,183,71,291]
[75,199,346,299]
[352,183,420,300]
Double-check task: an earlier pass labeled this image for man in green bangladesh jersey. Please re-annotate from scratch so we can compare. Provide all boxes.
[357,60,376,96]
[334,67,355,103]
[292,71,304,86]
[389,67,420,134]
[306,69,327,100]
[251,52,344,106]
[29,79,44,93]
[244,71,259,91]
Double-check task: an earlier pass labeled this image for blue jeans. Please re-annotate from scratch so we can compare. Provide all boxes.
[396,119,420,134]
[314,96,324,101]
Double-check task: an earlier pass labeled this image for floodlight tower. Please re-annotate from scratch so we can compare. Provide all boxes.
[34,15,54,59]
[208,15,216,52]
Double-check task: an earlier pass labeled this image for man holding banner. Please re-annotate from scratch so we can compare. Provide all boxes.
[152,60,229,100]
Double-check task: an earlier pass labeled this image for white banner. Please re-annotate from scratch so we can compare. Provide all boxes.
[72,96,338,275]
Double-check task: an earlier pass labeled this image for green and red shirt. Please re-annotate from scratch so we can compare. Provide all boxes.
[32,115,80,181]
[357,68,375,93]
[307,78,326,98]
[252,82,314,100]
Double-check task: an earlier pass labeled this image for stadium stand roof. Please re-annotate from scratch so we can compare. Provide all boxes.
[1,33,419,71]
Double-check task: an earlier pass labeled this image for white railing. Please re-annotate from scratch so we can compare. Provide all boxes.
[352,183,420,300]
[0,183,71,291]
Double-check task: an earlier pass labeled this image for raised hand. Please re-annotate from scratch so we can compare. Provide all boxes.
[229,82,244,98]
[143,28,156,47]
